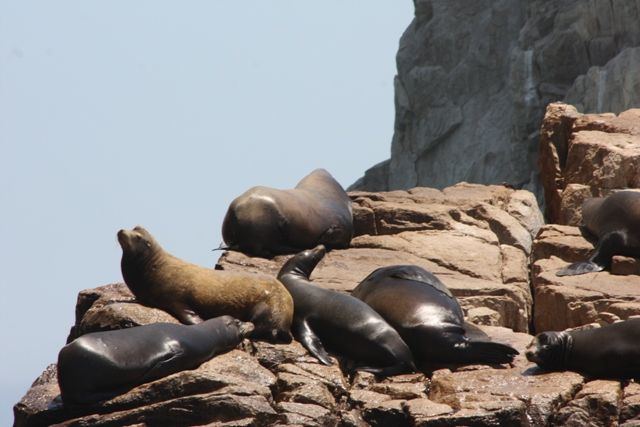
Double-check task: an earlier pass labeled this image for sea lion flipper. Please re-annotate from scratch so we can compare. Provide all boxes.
[556,261,605,276]
[171,303,204,325]
[351,361,416,377]
[556,230,626,276]
[295,320,332,365]
[463,322,490,341]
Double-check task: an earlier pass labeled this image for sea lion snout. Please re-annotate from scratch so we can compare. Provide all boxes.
[525,336,543,364]
[307,244,326,258]
[117,229,132,247]
[221,315,255,337]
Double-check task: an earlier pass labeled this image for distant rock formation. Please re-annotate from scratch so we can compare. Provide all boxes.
[351,1,640,196]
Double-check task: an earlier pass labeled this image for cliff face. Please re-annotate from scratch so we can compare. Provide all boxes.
[351,0,640,194]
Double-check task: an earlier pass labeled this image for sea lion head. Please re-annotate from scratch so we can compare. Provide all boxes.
[219,315,255,338]
[117,226,159,259]
[525,331,570,371]
[278,245,326,280]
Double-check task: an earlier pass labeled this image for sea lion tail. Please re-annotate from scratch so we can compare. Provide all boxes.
[464,340,519,365]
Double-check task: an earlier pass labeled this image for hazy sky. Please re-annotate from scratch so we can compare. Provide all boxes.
[1,1,413,423]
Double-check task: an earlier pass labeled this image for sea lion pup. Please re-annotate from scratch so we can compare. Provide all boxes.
[557,190,640,276]
[352,265,518,369]
[222,168,353,257]
[277,245,416,376]
[118,226,293,343]
[57,316,254,405]
[526,319,640,378]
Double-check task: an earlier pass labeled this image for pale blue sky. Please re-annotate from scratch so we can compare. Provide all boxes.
[1,2,412,422]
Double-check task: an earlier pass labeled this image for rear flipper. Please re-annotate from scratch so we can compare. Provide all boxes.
[460,340,519,365]
[556,231,626,276]
[351,360,416,377]
[556,260,604,276]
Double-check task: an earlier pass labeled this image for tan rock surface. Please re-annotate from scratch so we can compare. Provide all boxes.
[539,102,640,224]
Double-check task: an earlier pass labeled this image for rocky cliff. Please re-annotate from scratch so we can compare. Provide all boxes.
[351,0,640,196]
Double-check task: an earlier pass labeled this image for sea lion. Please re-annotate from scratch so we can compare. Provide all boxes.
[277,245,416,376]
[351,265,518,369]
[118,226,293,343]
[526,319,640,378]
[557,190,640,276]
[222,168,353,257]
[57,315,254,405]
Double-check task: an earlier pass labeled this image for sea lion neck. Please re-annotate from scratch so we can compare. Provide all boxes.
[120,243,165,293]
[277,245,326,284]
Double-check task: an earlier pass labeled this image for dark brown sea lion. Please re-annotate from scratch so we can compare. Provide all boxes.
[351,265,518,369]
[118,226,293,343]
[222,168,353,257]
[57,316,254,405]
[526,319,640,378]
[277,245,416,376]
[557,190,640,276]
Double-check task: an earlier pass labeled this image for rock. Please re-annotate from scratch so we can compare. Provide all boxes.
[538,102,640,224]
[351,2,640,199]
[551,380,622,426]
[219,183,541,333]
[531,224,640,332]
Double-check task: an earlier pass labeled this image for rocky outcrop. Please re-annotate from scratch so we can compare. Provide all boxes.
[15,181,640,426]
[538,102,640,224]
[351,1,640,196]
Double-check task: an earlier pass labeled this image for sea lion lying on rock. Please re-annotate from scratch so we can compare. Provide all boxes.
[222,168,353,257]
[557,190,640,276]
[57,315,254,405]
[526,319,640,378]
[118,226,293,343]
[277,245,416,376]
[352,265,518,369]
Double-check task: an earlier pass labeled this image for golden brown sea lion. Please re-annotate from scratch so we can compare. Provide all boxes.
[118,226,293,343]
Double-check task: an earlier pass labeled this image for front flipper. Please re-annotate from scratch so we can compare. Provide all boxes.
[556,231,626,276]
[294,319,332,365]
[170,302,204,325]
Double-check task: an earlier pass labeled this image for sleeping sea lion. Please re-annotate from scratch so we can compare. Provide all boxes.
[277,245,416,376]
[352,265,518,369]
[118,226,293,343]
[526,319,640,378]
[557,190,640,276]
[58,315,253,404]
[222,168,353,257]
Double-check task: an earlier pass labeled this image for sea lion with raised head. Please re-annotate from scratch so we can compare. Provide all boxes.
[118,226,293,343]
[351,265,518,369]
[526,319,640,378]
[222,168,353,257]
[57,315,254,405]
[557,190,640,276]
[277,245,416,376]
